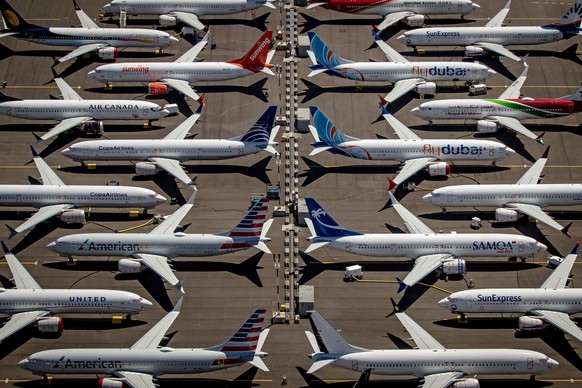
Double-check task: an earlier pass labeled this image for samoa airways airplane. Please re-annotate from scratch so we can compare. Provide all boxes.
[19,299,271,387]
[304,308,558,387]
[0,242,152,343]
[396,0,582,61]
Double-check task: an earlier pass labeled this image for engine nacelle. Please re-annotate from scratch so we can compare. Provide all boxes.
[442,258,466,275]
[135,162,162,176]
[148,82,169,95]
[98,47,118,60]
[426,162,450,176]
[80,120,104,135]
[98,378,128,388]
[518,316,545,331]
[159,14,177,26]
[495,208,519,223]
[58,209,86,224]
[118,259,146,274]
[451,378,480,388]
[415,82,437,96]
[36,317,64,333]
[476,120,499,133]
[464,45,485,57]
[404,14,425,27]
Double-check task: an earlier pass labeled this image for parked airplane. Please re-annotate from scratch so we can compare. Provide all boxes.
[307,30,496,104]
[60,105,279,186]
[396,0,582,61]
[19,299,270,386]
[304,308,558,386]
[306,0,480,32]
[46,190,272,293]
[0,77,174,144]
[0,242,152,343]
[304,194,547,292]
[0,0,178,63]
[88,31,275,102]
[308,103,514,189]
[3,147,166,240]
[423,147,579,236]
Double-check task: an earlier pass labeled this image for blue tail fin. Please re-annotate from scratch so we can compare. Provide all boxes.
[309,106,360,147]
[230,106,277,147]
[305,198,362,237]
[307,31,352,69]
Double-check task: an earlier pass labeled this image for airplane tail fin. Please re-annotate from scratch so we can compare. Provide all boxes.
[307,31,352,73]
[229,106,279,154]
[308,107,360,154]
[304,198,362,239]
[221,198,272,253]
[0,90,18,102]
[0,0,41,30]
[227,31,275,74]
[546,0,582,28]
[305,0,328,9]
[561,83,582,101]
[306,310,367,358]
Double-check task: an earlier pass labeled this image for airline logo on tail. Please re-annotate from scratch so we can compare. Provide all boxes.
[227,31,273,70]
[228,198,269,238]
[220,309,266,352]
[549,0,582,26]
[3,10,19,27]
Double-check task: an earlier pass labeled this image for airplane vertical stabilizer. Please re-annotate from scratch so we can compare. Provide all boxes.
[562,84,582,101]
[220,198,272,253]
[0,0,42,30]
[304,198,363,238]
[309,106,361,149]
[227,31,274,71]
[547,0,582,27]
[229,106,278,150]
[307,31,353,70]
[306,311,367,355]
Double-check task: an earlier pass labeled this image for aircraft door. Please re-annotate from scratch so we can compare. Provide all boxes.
[352,359,359,371]
[6,107,10,115]
[466,295,473,310]
[527,357,533,370]
[447,191,454,203]
[345,242,352,253]
[143,108,148,117]
[241,0,246,10]
[518,240,525,253]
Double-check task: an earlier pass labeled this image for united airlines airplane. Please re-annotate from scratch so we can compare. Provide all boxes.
[3,147,166,240]
[307,30,496,104]
[0,0,178,63]
[0,242,152,343]
[305,308,558,387]
[304,194,546,292]
[396,0,582,61]
[19,299,270,386]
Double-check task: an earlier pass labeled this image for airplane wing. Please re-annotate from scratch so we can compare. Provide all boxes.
[392,157,436,186]
[394,310,446,350]
[31,147,65,186]
[498,63,529,99]
[487,116,540,142]
[0,311,50,343]
[174,31,209,63]
[37,116,93,143]
[376,12,415,32]
[383,78,423,105]
[9,204,74,239]
[58,43,108,63]
[505,202,567,235]
[378,102,420,140]
[160,78,202,102]
[473,42,521,62]
[148,157,194,186]
[401,253,454,290]
[132,253,184,293]
[484,0,511,27]
[73,0,100,29]
[170,11,205,31]
[515,147,548,185]
[372,30,407,62]
[539,242,579,290]
[531,309,582,342]
[149,190,197,235]
[2,242,42,289]
[421,372,465,388]
[388,192,434,234]
[163,105,203,140]
[113,371,156,388]
[54,78,83,100]
[130,297,183,350]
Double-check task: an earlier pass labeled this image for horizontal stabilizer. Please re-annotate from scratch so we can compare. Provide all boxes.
[309,146,332,156]
[305,241,329,253]
[307,359,336,374]
[249,356,269,371]
[308,69,327,77]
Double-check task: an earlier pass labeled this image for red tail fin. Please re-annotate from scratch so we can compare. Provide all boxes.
[228,31,273,69]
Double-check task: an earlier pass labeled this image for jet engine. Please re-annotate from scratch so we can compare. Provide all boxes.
[426,162,450,176]
[36,317,64,333]
[80,120,104,135]
[98,47,118,60]
[476,120,499,133]
[403,14,425,27]
[441,258,466,275]
[518,316,545,331]
[415,82,437,96]
[118,259,145,273]
[464,45,485,57]
[148,82,169,95]
[58,209,86,224]
[98,378,128,388]
[159,14,177,26]
[135,162,162,176]
[451,378,480,388]
[495,208,519,223]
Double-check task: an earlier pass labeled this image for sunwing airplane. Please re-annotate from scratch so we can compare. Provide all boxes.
[0,242,152,343]
[396,0,582,62]
[88,30,275,103]
[308,103,514,189]
[3,147,166,240]
[0,0,178,63]
[440,242,582,341]
[304,308,558,386]
[423,147,579,237]
[304,195,547,293]
[60,105,280,186]
[19,299,271,387]
[307,30,496,104]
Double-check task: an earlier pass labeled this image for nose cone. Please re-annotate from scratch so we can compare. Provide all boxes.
[472,2,480,10]
[170,36,179,43]
[538,242,548,252]
[422,193,433,203]
[437,297,449,309]
[506,147,516,157]
[87,70,96,79]
[396,34,406,44]
[18,358,29,370]
[61,147,71,156]
[410,107,421,117]
[156,194,167,204]
[161,108,171,117]
[548,358,559,368]
[46,241,57,252]
[487,68,497,77]
[141,298,154,308]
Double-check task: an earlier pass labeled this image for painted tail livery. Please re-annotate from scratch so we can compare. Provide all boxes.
[230,106,280,154]
[304,197,362,241]
[548,0,582,28]
[221,197,273,254]
[227,31,275,74]
[307,31,352,75]
[309,106,360,155]
[0,0,41,31]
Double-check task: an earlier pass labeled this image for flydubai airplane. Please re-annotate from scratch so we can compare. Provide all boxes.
[0,77,173,144]
[46,190,272,293]
[0,0,178,64]
[60,105,280,186]
[423,147,580,236]
[308,103,514,189]
[19,299,271,386]
[304,308,558,386]
[3,147,166,240]
[305,0,480,32]
[439,242,582,341]
[88,30,275,103]
[307,30,496,104]
[304,194,547,292]
[396,0,582,61]
[0,242,152,343]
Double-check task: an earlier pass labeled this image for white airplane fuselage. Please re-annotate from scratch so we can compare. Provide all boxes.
[316,0,478,16]
[101,0,269,17]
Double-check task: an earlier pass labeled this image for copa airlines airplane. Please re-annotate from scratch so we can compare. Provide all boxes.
[305,308,558,387]
[0,242,152,343]
[60,105,280,186]
[0,77,172,144]
[307,30,496,104]
[3,147,166,240]
[411,64,582,145]
[19,299,271,387]
[423,147,580,236]
[308,103,514,188]
[0,0,178,63]
[88,31,275,103]
[439,242,582,341]
[396,0,582,61]
[47,190,272,293]
[304,194,547,292]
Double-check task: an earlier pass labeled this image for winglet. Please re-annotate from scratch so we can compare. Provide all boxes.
[378,94,389,107]
[387,177,397,191]
[386,297,401,317]
[32,133,42,144]
[173,296,184,312]
[6,225,17,240]
[29,145,39,158]
[562,222,573,238]
[536,132,546,146]
[73,0,81,11]
[541,145,550,159]
[571,240,580,255]
[396,277,407,293]
[197,93,206,107]
[372,27,381,41]
[189,176,198,187]
[1,241,10,254]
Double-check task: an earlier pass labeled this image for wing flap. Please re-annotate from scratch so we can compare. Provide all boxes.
[506,202,565,234]
[149,157,194,186]
[171,12,205,32]
[58,43,107,63]
[474,42,520,62]
[489,116,539,142]
[150,190,197,235]
[394,310,446,350]
[130,297,183,350]
[377,12,414,31]
[421,371,464,388]
[531,309,582,342]
[388,192,434,234]
[392,158,435,186]
[0,311,50,343]
[174,30,209,62]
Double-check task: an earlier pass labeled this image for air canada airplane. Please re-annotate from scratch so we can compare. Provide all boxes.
[60,105,280,186]
[3,147,166,240]
[423,147,580,236]
[307,30,496,105]
[304,194,547,292]
[0,242,152,344]
[439,242,582,341]
[304,308,558,386]
[396,0,582,61]
[19,299,271,387]
[46,190,273,293]
[308,103,514,189]
[0,0,178,63]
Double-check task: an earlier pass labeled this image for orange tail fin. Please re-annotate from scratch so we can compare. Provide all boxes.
[227,30,273,70]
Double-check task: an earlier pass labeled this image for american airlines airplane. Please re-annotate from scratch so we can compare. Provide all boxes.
[439,242,582,341]
[307,30,496,104]
[304,194,547,292]
[396,0,582,61]
[304,308,558,386]
[19,299,271,386]
[46,190,272,293]
[0,77,173,144]
[423,147,580,236]
[88,30,275,103]
[60,105,280,186]
[0,0,178,63]
[0,241,152,343]
[3,147,166,240]
[308,103,514,189]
